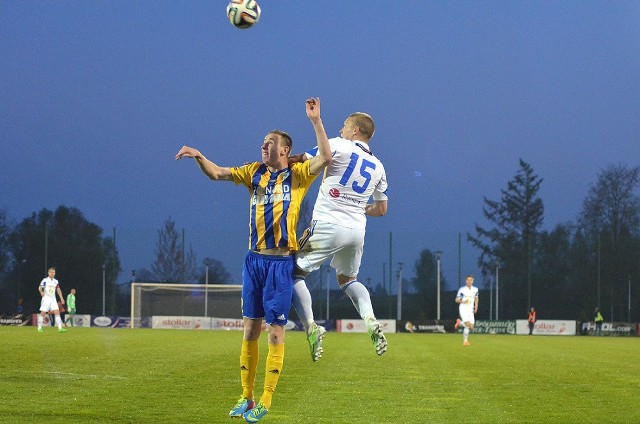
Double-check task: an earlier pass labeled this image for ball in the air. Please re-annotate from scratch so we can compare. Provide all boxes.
[226,0,261,29]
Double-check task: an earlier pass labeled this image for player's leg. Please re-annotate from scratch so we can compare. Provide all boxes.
[37,311,45,332]
[462,313,474,345]
[333,228,373,320]
[37,297,49,332]
[337,276,387,356]
[253,324,285,418]
[293,222,336,361]
[292,222,319,334]
[292,269,326,362]
[291,270,314,331]
[53,310,66,332]
[230,253,264,418]
[66,310,75,327]
[333,228,387,356]
[244,255,293,423]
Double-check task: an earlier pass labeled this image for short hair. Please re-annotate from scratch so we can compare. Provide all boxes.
[466,274,474,279]
[348,112,375,140]
[48,267,56,272]
[269,129,293,150]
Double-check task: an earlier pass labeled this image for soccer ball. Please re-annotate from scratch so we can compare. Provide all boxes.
[226,0,261,29]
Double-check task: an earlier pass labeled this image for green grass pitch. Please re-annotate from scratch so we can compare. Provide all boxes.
[1,326,638,423]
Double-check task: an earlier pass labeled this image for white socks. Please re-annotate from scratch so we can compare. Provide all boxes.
[37,315,44,329]
[55,315,63,329]
[292,278,315,333]
[463,326,470,341]
[341,281,375,321]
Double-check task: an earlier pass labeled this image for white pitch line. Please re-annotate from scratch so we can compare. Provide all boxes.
[42,371,127,380]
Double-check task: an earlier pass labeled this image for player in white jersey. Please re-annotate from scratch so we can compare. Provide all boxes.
[37,267,67,333]
[291,112,388,360]
[455,275,479,346]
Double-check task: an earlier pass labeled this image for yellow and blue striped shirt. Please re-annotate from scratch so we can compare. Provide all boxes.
[231,160,317,251]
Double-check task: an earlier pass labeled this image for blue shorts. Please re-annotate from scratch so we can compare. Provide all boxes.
[241,250,294,326]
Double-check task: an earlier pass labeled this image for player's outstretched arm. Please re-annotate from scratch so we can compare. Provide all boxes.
[175,146,233,181]
[305,98,332,175]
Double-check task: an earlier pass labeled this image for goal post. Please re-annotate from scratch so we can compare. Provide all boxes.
[130,283,243,329]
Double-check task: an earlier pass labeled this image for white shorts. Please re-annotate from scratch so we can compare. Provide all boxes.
[40,296,59,313]
[459,306,475,325]
[295,220,365,277]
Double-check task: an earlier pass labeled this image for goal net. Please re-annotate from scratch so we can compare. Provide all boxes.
[130,283,242,329]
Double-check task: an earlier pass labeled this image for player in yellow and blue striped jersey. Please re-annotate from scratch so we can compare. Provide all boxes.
[175,97,331,423]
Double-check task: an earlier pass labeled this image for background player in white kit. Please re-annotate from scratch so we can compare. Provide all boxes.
[37,267,67,333]
[291,111,388,360]
[455,275,478,346]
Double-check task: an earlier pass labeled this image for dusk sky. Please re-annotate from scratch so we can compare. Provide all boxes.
[1,1,639,290]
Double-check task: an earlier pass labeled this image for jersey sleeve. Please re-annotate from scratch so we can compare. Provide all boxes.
[291,160,316,189]
[304,147,317,159]
[304,137,339,160]
[231,162,261,191]
[373,164,388,202]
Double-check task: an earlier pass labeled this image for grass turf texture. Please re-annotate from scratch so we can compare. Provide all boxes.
[1,327,638,423]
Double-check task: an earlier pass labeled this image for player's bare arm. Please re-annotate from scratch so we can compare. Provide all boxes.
[305,98,332,175]
[365,200,387,217]
[287,153,307,166]
[58,287,65,304]
[175,146,233,181]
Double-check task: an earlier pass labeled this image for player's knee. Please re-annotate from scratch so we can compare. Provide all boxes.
[337,274,356,286]
[268,325,285,344]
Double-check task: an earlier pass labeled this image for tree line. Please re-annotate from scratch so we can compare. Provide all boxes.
[411,160,640,322]
[1,161,639,321]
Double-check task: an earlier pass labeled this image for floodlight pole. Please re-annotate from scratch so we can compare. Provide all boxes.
[102,263,106,316]
[435,251,442,321]
[396,262,404,320]
[495,264,499,320]
[205,264,209,317]
[325,266,331,320]
[628,275,631,323]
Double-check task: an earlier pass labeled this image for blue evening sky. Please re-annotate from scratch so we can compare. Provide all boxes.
[1,1,639,290]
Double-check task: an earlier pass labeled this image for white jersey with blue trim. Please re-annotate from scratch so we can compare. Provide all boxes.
[456,285,479,311]
[40,277,59,299]
[305,137,387,229]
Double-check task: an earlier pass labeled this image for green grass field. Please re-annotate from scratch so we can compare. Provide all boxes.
[1,326,638,423]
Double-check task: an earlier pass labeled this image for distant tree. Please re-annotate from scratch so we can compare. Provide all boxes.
[199,257,233,284]
[468,159,544,318]
[0,210,13,313]
[133,268,156,282]
[576,164,640,320]
[7,206,121,315]
[411,249,447,319]
[533,223,574,318]
[151,218,197,283]
[0,210,10,275]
